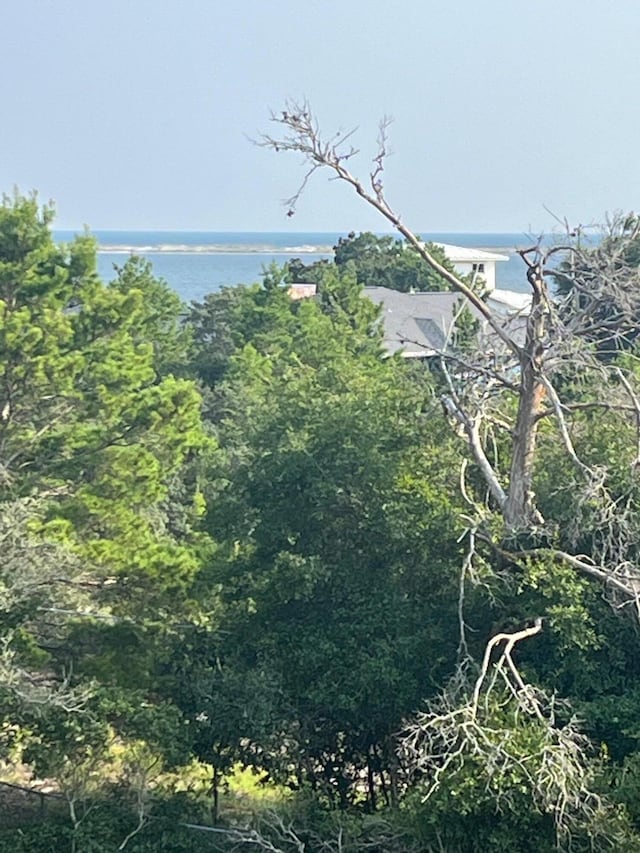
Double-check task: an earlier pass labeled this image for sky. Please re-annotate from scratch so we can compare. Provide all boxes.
[2,0,640,233]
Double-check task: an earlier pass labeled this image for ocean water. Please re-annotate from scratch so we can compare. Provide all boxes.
[55,231,539,304]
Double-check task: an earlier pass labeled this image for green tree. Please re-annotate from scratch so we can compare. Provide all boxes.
[0,193,206,587]
[0,194,211,831]
[188,262,383,390]
[182,278,469,807]
[333,231,456,292]
[252,101,640,847]
[287,231,459,293]
[108,254,191,375]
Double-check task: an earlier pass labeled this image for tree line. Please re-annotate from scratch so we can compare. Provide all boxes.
[3,188,640,851]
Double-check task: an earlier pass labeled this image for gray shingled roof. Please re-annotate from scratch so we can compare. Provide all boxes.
[364,287,473,357]
[364,286,526,356]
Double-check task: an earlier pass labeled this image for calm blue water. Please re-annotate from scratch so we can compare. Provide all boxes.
[55,231,539,304]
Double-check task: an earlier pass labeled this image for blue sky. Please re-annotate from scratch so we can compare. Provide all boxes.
[2,0,639,232]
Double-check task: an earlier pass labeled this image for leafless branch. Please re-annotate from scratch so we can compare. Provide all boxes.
[537,375,591,474]
[192,809,408,853]
[370,116,392,202]
[615,367,640,466]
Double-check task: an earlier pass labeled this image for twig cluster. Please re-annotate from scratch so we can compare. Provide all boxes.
[194,809,407,853]
[400,624,612,846]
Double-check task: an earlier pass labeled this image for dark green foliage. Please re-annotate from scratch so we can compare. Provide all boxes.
[286,255,332,286]
[287,231,459,293]
[181,273,469,805]
[334,231,455,292]
[0,801,219,852]
[401,782,558,853]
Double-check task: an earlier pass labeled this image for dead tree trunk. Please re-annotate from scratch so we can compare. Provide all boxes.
[503,261,548,530]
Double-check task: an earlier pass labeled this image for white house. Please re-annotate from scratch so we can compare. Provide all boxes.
[286,242,531,355]
[436,243,509,292]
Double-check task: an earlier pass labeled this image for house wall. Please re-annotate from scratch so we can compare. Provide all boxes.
[450,260,497,291]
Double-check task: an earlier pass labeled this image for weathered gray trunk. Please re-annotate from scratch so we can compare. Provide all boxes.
[503,266,548,530]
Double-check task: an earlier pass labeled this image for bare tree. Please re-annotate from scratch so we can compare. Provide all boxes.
[259,101,640,612]
[0,498,97,714]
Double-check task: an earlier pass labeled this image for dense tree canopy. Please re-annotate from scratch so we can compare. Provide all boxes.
[0,194,212,850]
[6,188,640,852]
[183,279,467,808]
[0,196,205,585]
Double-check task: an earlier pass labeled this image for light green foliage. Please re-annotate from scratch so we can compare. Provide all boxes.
[315,262,383,343]
[188,262,383,390]
[188,265,298,387]
[0,192,207,585]
[0,195,211,840]
[108,255,191,374]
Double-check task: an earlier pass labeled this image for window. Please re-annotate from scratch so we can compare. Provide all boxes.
[472,263,485,274]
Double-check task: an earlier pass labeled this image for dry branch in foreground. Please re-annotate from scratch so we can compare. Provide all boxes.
[400,623,615,847]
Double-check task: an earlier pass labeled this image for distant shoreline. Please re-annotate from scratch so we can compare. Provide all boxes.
[96,244,336,255]
[76,231,542,298]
